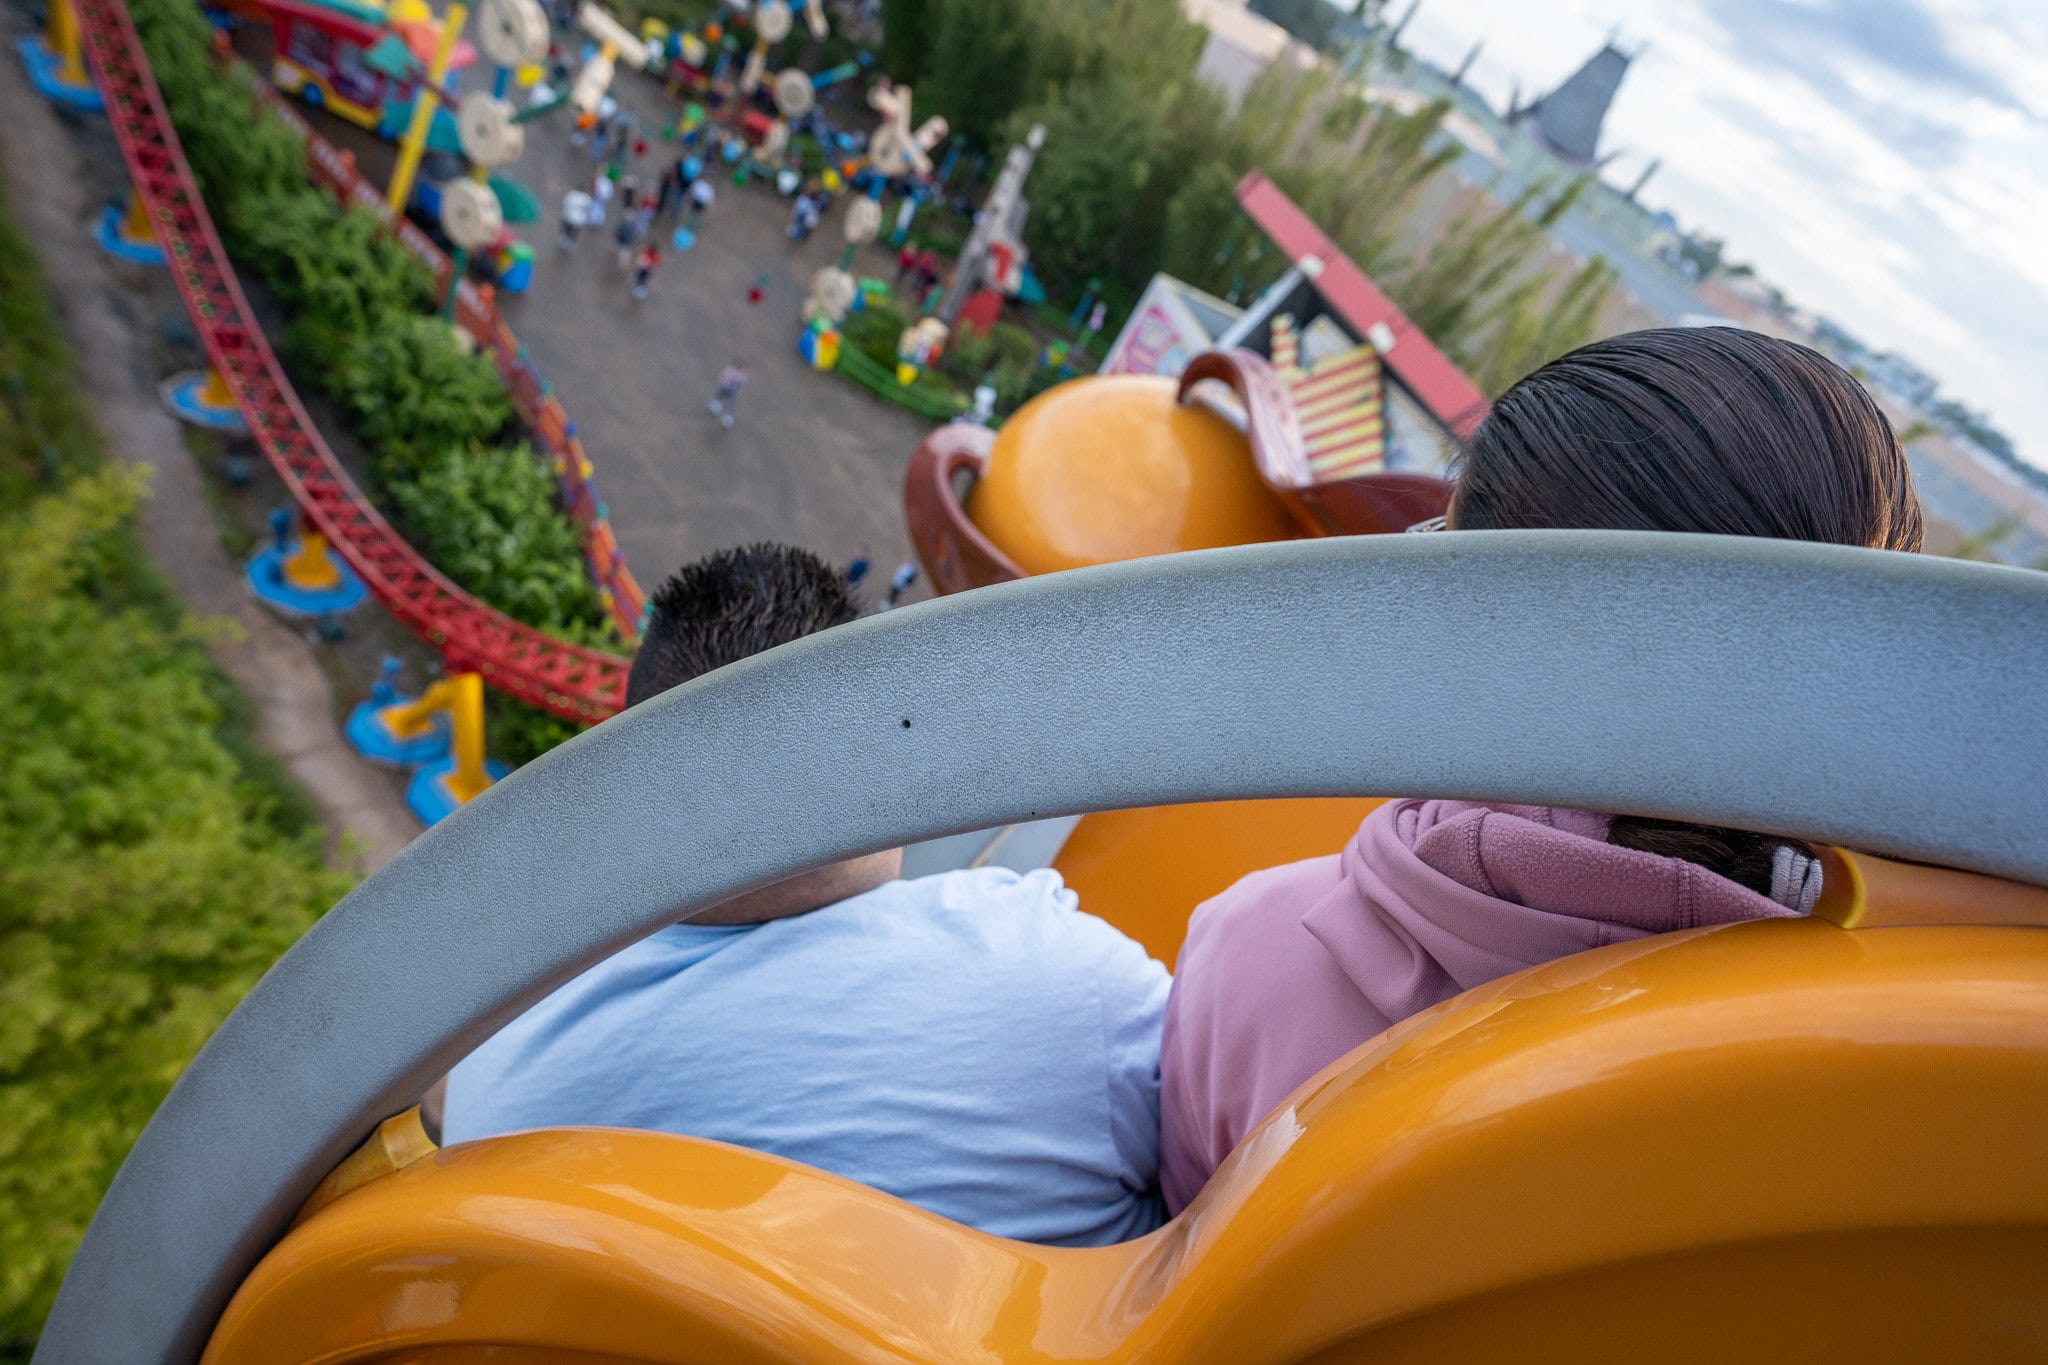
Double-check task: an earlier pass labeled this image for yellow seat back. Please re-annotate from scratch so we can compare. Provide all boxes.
[207,917,2048,1362]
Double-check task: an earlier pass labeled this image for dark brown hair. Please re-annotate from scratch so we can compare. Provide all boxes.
[625,543,861,708]
[1450,327,1924,893]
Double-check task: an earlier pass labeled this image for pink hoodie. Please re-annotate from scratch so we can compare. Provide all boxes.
[1158,799,1810,1213]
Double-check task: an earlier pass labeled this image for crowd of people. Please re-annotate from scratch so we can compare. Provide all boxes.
[555,98,734,301]
[423,328,1924,1242]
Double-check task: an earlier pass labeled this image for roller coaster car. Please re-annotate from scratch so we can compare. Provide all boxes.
[904,352,1454,595]
[903,351,1458,953]
[40,533,2048,1363]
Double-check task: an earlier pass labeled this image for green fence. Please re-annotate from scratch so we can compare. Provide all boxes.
[834,346,970,422]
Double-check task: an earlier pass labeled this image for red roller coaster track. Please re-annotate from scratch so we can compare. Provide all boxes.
[73,0,629,722]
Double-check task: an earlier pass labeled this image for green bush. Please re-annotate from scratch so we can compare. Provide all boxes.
[843,299,910,369]
[386,443,613,643]
[336,319,515,478]
[0,176,350,1346]
[903,226,965,259]
[988,321,1040,370]
[934,325,995,384]
[0,470,352,1351]
[486,693,586,768]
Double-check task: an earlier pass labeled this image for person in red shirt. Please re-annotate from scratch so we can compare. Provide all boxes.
[632,244,661,300]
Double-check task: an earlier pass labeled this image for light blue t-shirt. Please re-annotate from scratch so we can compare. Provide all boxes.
[444,867,1170,1246]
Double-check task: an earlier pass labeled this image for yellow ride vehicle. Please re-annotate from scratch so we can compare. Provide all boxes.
[34,527,2048,1362]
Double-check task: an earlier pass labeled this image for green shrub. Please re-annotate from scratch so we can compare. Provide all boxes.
[386,443,613,642]
[233,189,435,365]
[0,470,352,1351]
[935,325,995,383]
[0,172,350,1345]
[486,694,586,768]
[988,321,1040,370]
[336,319,515,478]
[843,300,910,369]
[904,226,965,259]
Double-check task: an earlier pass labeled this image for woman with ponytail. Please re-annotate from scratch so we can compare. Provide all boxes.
[1159,327,1924,1213]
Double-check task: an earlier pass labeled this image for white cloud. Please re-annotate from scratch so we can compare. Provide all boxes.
[1396,0,2048,468]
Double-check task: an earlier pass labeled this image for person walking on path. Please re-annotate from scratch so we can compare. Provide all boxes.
[879,561,918,611]
[709,361,747,428]
[614,205,639,267]
[845,544,871,590]
[632,244,662,300]
[787,192,820,241]
[894,243,917,287]
[557,187,593,251]
[688,175,716,224]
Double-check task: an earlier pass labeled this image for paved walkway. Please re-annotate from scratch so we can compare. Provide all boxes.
[500,69,938,596]
[0,42,421,871]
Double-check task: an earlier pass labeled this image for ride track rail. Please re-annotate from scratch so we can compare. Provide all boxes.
[72,0,630,723]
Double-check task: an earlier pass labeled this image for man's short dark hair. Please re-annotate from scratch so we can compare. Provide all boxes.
[625,543,862,707]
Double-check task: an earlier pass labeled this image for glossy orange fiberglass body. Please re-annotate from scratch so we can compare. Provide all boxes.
[905,373,1446,948]
[207,852,2048,1363]
[1053,797,1387,965]
[968,374,1301,576]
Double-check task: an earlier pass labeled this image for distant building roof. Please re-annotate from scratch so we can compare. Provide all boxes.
[1519,43,1629,168]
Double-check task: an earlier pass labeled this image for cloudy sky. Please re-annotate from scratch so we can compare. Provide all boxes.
[1395,0,2047,469]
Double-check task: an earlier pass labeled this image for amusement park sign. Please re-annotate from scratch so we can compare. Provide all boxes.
[1100,275,1233,379]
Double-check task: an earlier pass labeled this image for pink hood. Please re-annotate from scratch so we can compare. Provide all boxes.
[1158,800,1806,1213]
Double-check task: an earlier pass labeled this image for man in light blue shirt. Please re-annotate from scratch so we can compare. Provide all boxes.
[441,545,1169,1246]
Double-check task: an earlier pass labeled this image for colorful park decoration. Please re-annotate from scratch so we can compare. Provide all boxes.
[344,663,508,823]
[564,0,648,123]
[94,187,165,265]
[938,122,1044,328]
[222,0,477,136]
[797,318,840,370]
[248,507,370,615]
[347,658,453,765]
[160,365,248,431]
[863,79,948,181]
[15,0,103,110]
[894,316,947,386]
[1265,312,1393,480]
[384,0,473,213]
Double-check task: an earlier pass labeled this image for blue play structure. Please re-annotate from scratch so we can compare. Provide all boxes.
[94,202,167,264]
[406,754,511,825]
[161,371,248,431]
[345,659,453,767]
[246,508,369,615]
[16,30,103,111]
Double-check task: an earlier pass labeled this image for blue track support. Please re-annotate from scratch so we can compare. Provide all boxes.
[344,700,453,767]
[16,33,103,111]
[406,756,511,825]
[246,544,369,615]
[93,203,165,265]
